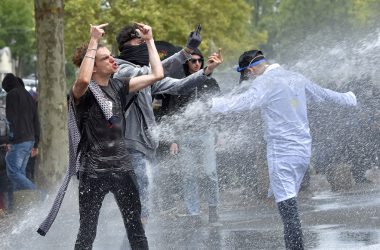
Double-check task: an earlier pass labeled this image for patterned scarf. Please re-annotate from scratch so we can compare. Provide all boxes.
[37,81,114,236]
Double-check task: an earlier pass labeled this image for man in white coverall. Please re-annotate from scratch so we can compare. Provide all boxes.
[210,50,357,250]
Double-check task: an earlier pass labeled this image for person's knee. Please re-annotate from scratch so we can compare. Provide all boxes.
[6,172,21,183]
[278,197,297,208]
[140,174,149,187]
[278,197,299,221]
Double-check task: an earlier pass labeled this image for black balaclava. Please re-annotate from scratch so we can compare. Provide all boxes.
[183,48,204,76]
[2,73,22,93]
[118,43,149,67]
[116,24,149,67]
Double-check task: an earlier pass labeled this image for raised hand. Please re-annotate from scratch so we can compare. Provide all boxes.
[186,25,202,51]
[169,143,178,155]
[205,48,224,74]
[90,23,108,41]
[135,22,153,41]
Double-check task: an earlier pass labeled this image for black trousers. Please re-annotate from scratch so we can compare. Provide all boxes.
[74,171,148,250]
[0,173,12,211]
[277,197,304,250]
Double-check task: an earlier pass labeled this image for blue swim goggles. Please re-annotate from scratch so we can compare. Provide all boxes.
[236,59,266,72]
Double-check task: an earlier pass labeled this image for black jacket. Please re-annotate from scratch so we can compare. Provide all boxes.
[2,74,40,148]
[156,77,220,117]
[154,49,220,118]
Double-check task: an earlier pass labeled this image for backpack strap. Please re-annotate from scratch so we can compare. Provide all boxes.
[124,92,138,112]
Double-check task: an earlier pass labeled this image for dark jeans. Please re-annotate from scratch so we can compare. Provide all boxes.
[277,197,304,250]
[128,149,150,219]
[74,171,149,250]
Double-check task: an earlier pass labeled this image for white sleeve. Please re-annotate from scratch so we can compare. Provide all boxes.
[305,81,357,106]
[211,83,265,113]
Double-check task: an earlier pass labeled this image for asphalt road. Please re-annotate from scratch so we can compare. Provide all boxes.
[0,171,379,250]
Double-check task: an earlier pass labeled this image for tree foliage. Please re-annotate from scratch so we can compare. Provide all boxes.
[64,0,267,66]
[351,0,380,27]
[1,0,379,76]
[1,0,378,187]
[64,0,102,62]
[0,0,35,76]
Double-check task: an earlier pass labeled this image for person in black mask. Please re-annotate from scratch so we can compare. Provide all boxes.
[114,23,223,226]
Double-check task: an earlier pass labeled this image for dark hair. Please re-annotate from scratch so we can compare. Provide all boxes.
[116,23,140,51]
[72,43,104,67]
[183,48,204,76]
[237,50,265,72]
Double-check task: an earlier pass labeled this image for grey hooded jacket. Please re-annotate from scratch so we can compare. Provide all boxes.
[114,49,214,159]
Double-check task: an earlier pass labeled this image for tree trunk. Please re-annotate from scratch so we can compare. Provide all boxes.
[34,0,67,189]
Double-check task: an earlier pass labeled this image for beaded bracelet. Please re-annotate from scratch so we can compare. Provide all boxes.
[85,55,95,59]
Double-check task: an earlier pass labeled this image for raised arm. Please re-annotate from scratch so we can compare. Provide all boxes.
[128,23,164,93]
[115,26,201,78]
[161,28,202,75]
[305,80,357,106]
[151,49,223,95]
[72,24,107,101]
[161,50,191,76]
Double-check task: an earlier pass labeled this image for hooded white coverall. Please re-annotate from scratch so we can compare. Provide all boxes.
[211,64,357,202]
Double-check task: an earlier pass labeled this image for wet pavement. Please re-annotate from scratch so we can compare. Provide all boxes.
[1,171,380,249]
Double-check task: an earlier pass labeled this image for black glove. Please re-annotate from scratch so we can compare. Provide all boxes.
[186,31,202,50]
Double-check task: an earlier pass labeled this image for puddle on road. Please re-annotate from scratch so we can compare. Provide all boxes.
[307,224,380,249]
[311,191,380,212]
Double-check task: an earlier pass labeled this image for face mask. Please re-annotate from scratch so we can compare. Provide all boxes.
[118,43,149,66]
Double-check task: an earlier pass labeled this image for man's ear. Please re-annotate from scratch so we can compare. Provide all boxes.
[247,67,255,74]
[251,66,261,75]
